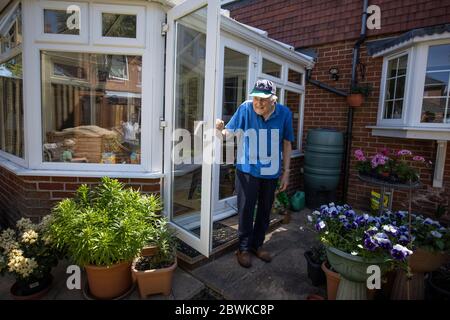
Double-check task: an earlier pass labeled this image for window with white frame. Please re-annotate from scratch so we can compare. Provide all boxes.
[262,57,281,78]
[383,54,408,120]
[0,3,23,159]
[41,51,142,165]
[36,1,88,44]
[421,44,450,124]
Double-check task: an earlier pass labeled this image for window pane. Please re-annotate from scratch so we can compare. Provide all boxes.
[44,9,80,35]
[284,91,301,150]
[424,72,449,97]
[262,58,281,78]
[102,13,136,38]
[1,4,22,54]
[41,51,142,164]
[392,100,403,119]
[383,54,408,119]
[397,55,408,76]
[220,48,248,200]
[0,54,24,158]
[421,98,448,123]
[387,58,398,78]
[288,69,303,85]
[426,44,450,71]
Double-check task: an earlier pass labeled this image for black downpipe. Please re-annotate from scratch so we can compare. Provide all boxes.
[343,0,369,203]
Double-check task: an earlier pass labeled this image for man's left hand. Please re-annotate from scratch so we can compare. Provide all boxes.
[279,171,290,192]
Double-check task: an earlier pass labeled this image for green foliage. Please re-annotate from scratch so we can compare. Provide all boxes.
[47,177,162,267]
[350,83,373,97]
[146,217,178,269]
[309,243,326,264]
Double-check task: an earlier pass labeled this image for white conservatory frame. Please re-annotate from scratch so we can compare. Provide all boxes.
[0,0,314,256]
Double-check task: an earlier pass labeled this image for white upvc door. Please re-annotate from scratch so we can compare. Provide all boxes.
[164,0,220,257]
[211,36,257,219]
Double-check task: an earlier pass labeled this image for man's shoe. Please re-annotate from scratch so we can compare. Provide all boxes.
[251,248,272,262]
[236,250,252,268]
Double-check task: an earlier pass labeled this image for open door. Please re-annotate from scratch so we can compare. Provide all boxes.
[164,0,220,257]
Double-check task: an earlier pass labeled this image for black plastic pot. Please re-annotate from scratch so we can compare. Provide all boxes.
[304,251,326,286]
[426,271,450,300]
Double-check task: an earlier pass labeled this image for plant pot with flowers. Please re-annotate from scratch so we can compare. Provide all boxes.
[354,148,431,185]
[47,177,161,299]
[381,210,450,299]
[347,84,372,107]
[0,217,60,300]
[132,217,178,298]
[308,203,414,300]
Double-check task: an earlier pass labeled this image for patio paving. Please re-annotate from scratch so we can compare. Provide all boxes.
[0,208,324,300]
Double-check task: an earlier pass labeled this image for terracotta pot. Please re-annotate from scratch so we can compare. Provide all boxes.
[408,248,449,273]
[10,274,53,300]
[321,261,340,300]
[132,257,177,298]
[347,93,364,107]
[85,261,132,300]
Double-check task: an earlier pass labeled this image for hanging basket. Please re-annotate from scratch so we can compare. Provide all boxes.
[347,94,364,107]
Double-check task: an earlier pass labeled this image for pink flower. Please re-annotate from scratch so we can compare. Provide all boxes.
[371,153,387,168]
[413,156,425,162]
[397,149,412,156]
[354,149,366,161]
[380,148,391,156]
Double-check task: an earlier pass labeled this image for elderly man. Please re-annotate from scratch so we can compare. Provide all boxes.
[216,79,294,268]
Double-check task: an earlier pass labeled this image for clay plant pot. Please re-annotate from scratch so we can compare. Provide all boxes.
[132,257,177,298]
[321,261,340,300]
[408,248,449,273]
[347,93,364,107]
[84,261,132,300]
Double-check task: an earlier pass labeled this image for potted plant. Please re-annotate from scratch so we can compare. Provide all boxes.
[47,177,161,299]
[308,203,413,300]
[354,148,431,184]
[304,243,326,286]
[0,217,60,299]
[347,83,372,107]
[274,191,291,223]
[132,216,178,298]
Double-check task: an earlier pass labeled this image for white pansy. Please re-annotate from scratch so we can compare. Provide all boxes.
[351,251,358,256]
[312,210,320,216]
[307,215,313,222]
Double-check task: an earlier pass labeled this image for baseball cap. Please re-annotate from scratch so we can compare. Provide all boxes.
[249,79,277,99]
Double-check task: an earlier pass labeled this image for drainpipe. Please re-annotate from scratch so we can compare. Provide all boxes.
[306,69,348,97]
[342,0,369,203]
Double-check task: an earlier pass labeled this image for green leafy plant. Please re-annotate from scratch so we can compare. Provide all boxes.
[350,83,373,97]
[47,177,162,267]
[273,191,290,213]
[135,217,178,270]
[309,243,327,264]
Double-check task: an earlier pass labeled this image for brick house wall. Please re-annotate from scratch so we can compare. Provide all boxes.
[0,165,160,227]
[226,0,450,219]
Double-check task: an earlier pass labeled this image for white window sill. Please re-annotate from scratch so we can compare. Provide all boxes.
[0,157,164,179]
[367,125,450,141]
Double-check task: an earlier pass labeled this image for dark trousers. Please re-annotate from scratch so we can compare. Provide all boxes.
[235,170,278,252]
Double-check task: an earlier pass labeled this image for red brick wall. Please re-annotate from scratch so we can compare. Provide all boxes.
[226,0,450,48]
[0,165,161,227]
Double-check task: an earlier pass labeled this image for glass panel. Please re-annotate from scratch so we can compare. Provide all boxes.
[44,9,79,35]
[424,72,449,97]
[102,13,136,38]
[171,7,207,236]
[387,58,398,78]
[284,91,301,150]
[220,48,248,200]
[1,4,22,54]
[384,101,393,119]
[0,54,23,158]
[395,76,405,99]
[397,55,407,76]
[421,98,447,123]
[41,51,142,164]
[288,69,303,86]
[426,44,450,72]
[385,78,396,100]
[392,100,403,119]
[262,58,281,78]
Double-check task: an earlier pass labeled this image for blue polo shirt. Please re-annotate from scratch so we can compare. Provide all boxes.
[225,100,294,179]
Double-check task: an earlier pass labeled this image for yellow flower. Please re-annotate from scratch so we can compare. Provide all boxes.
[21,230,38,245]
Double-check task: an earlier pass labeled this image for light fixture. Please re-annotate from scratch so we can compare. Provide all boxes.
[329,67,339,81]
